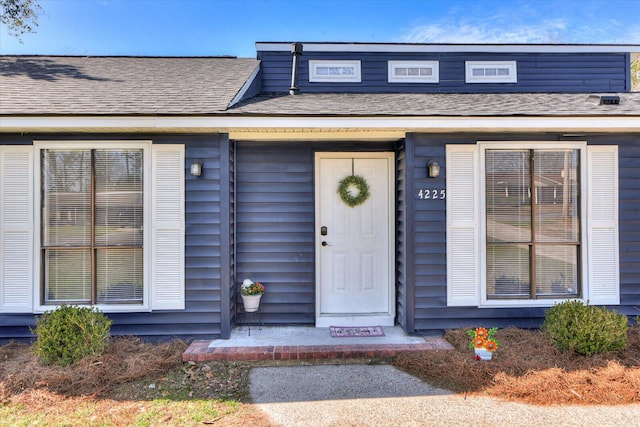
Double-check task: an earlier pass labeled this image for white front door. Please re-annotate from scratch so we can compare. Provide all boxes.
[315,152,395,327]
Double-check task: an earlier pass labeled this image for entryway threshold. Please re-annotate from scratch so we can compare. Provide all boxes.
[182,326,454,362]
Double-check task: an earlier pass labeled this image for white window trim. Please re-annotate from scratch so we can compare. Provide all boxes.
[388,61,439,83]
[465,61,517,83]
[33,141,152,313]
[309,60,361,82]
[477,141,587,308]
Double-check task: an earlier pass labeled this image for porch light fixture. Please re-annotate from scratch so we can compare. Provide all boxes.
[428,161,440,178]
[190,160,202,177]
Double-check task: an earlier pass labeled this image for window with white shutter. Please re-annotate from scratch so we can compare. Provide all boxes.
[31,141,185,312]
[447,142,619,307]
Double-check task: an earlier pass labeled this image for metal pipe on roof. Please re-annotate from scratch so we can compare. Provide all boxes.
[289,43,303,95]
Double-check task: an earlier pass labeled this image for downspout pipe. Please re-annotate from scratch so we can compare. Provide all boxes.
[289,42,303,95]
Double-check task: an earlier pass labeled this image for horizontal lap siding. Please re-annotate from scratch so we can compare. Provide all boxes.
[235,141,397,325]
[258,50,627,93]
[0,134,225,341]
[604,137,640,309]
[235,142,315,324]
[116,135,224,337]
[395,142,408,329]
[409,133,640,333]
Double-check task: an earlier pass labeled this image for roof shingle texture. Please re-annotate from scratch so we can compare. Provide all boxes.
[229,92,640,116]
[2,56,639,117]
[0,56,260,115]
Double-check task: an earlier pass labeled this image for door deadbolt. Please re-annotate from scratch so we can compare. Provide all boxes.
[321,226,327,236]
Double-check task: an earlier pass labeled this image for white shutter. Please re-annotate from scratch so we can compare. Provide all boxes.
[587,145,619,305]
[151,145,185,310]
[0,147,34,313]
[446,145,480,306]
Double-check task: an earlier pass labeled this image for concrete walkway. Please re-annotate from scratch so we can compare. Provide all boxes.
[249,364,640,427]
[182,326,453,362]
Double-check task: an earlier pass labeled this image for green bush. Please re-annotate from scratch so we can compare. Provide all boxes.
[542,300,629,356]
[32,305,113,366]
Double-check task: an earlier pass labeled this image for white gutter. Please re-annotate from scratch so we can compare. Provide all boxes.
[1,116,640,135]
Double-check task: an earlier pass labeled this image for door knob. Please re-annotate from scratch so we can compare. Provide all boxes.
[321,241,331,246]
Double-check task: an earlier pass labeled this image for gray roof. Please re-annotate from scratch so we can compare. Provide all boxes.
[0,56,260,115]
[228,92,640,116]
[1,56,639,118]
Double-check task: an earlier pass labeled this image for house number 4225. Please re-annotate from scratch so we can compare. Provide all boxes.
[417,189,446,200]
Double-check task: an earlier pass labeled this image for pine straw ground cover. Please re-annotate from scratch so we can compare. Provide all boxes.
[0,337,271,426]
[395,325,640,405]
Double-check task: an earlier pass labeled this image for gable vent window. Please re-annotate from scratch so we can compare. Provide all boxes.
[466,61,517,83]
[388,61,439,83]
[309,60,361,82]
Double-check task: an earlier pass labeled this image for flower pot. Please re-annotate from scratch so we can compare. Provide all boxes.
[474,348,493,360]
[241,294,262,312]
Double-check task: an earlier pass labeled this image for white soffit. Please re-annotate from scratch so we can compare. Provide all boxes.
[2,116,640,138]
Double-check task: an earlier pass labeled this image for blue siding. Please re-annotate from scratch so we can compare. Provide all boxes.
[258,50,628,94]
[234,141,397,325]
[395,141,410,330]
[0,134,226,340]
[235,142,315,324]
[407,132,640,333]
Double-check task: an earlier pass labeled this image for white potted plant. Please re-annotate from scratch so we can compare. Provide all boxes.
[240,279,264,312]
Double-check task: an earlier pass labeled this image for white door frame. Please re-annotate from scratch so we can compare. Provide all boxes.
[314,152,395,327]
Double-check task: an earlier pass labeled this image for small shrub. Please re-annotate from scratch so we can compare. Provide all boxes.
[542,300,628,356]
[32,305,113,366]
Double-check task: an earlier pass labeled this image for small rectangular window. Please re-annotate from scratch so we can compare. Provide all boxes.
[388,61,439,83]
[309,60,361,82]
[466,61,517,83]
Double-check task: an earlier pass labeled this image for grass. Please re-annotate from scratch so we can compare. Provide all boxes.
[3,325,640,426]
[0,337,272,427]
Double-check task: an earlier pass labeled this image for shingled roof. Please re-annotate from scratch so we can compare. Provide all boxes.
[1,55,639,118]
[0,56,260,115]
[228,92,640,116]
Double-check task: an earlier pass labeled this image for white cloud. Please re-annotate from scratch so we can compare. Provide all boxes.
[401,19,568,44]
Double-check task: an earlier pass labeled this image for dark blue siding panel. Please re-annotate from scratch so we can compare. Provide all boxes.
[258,50,628,94]
[234,140,397,326]
[0,133,226,341]
[235,142,315,325]
[395,141,408,329]
[407,132,640,334]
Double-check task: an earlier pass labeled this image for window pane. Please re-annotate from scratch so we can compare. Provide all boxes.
[535,245,579,297]
[44,249,91,303]
[97,248,143,304]
[42,150,91,246]
[487,244,530,297]
[94,149,143,247]
[486,150,531,243]
[534,150,580,242]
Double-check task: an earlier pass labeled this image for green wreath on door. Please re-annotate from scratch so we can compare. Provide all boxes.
[337,175,370,207]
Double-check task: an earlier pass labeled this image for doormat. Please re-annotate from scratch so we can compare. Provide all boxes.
[330,326,385,338]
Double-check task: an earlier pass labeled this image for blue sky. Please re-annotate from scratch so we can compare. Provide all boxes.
[1,0,639,57]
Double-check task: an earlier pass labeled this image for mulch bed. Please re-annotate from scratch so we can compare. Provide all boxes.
[395,325,640,405]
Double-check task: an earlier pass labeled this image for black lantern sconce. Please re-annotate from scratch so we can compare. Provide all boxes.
[428,161,440,178]
[190,160,203,177]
